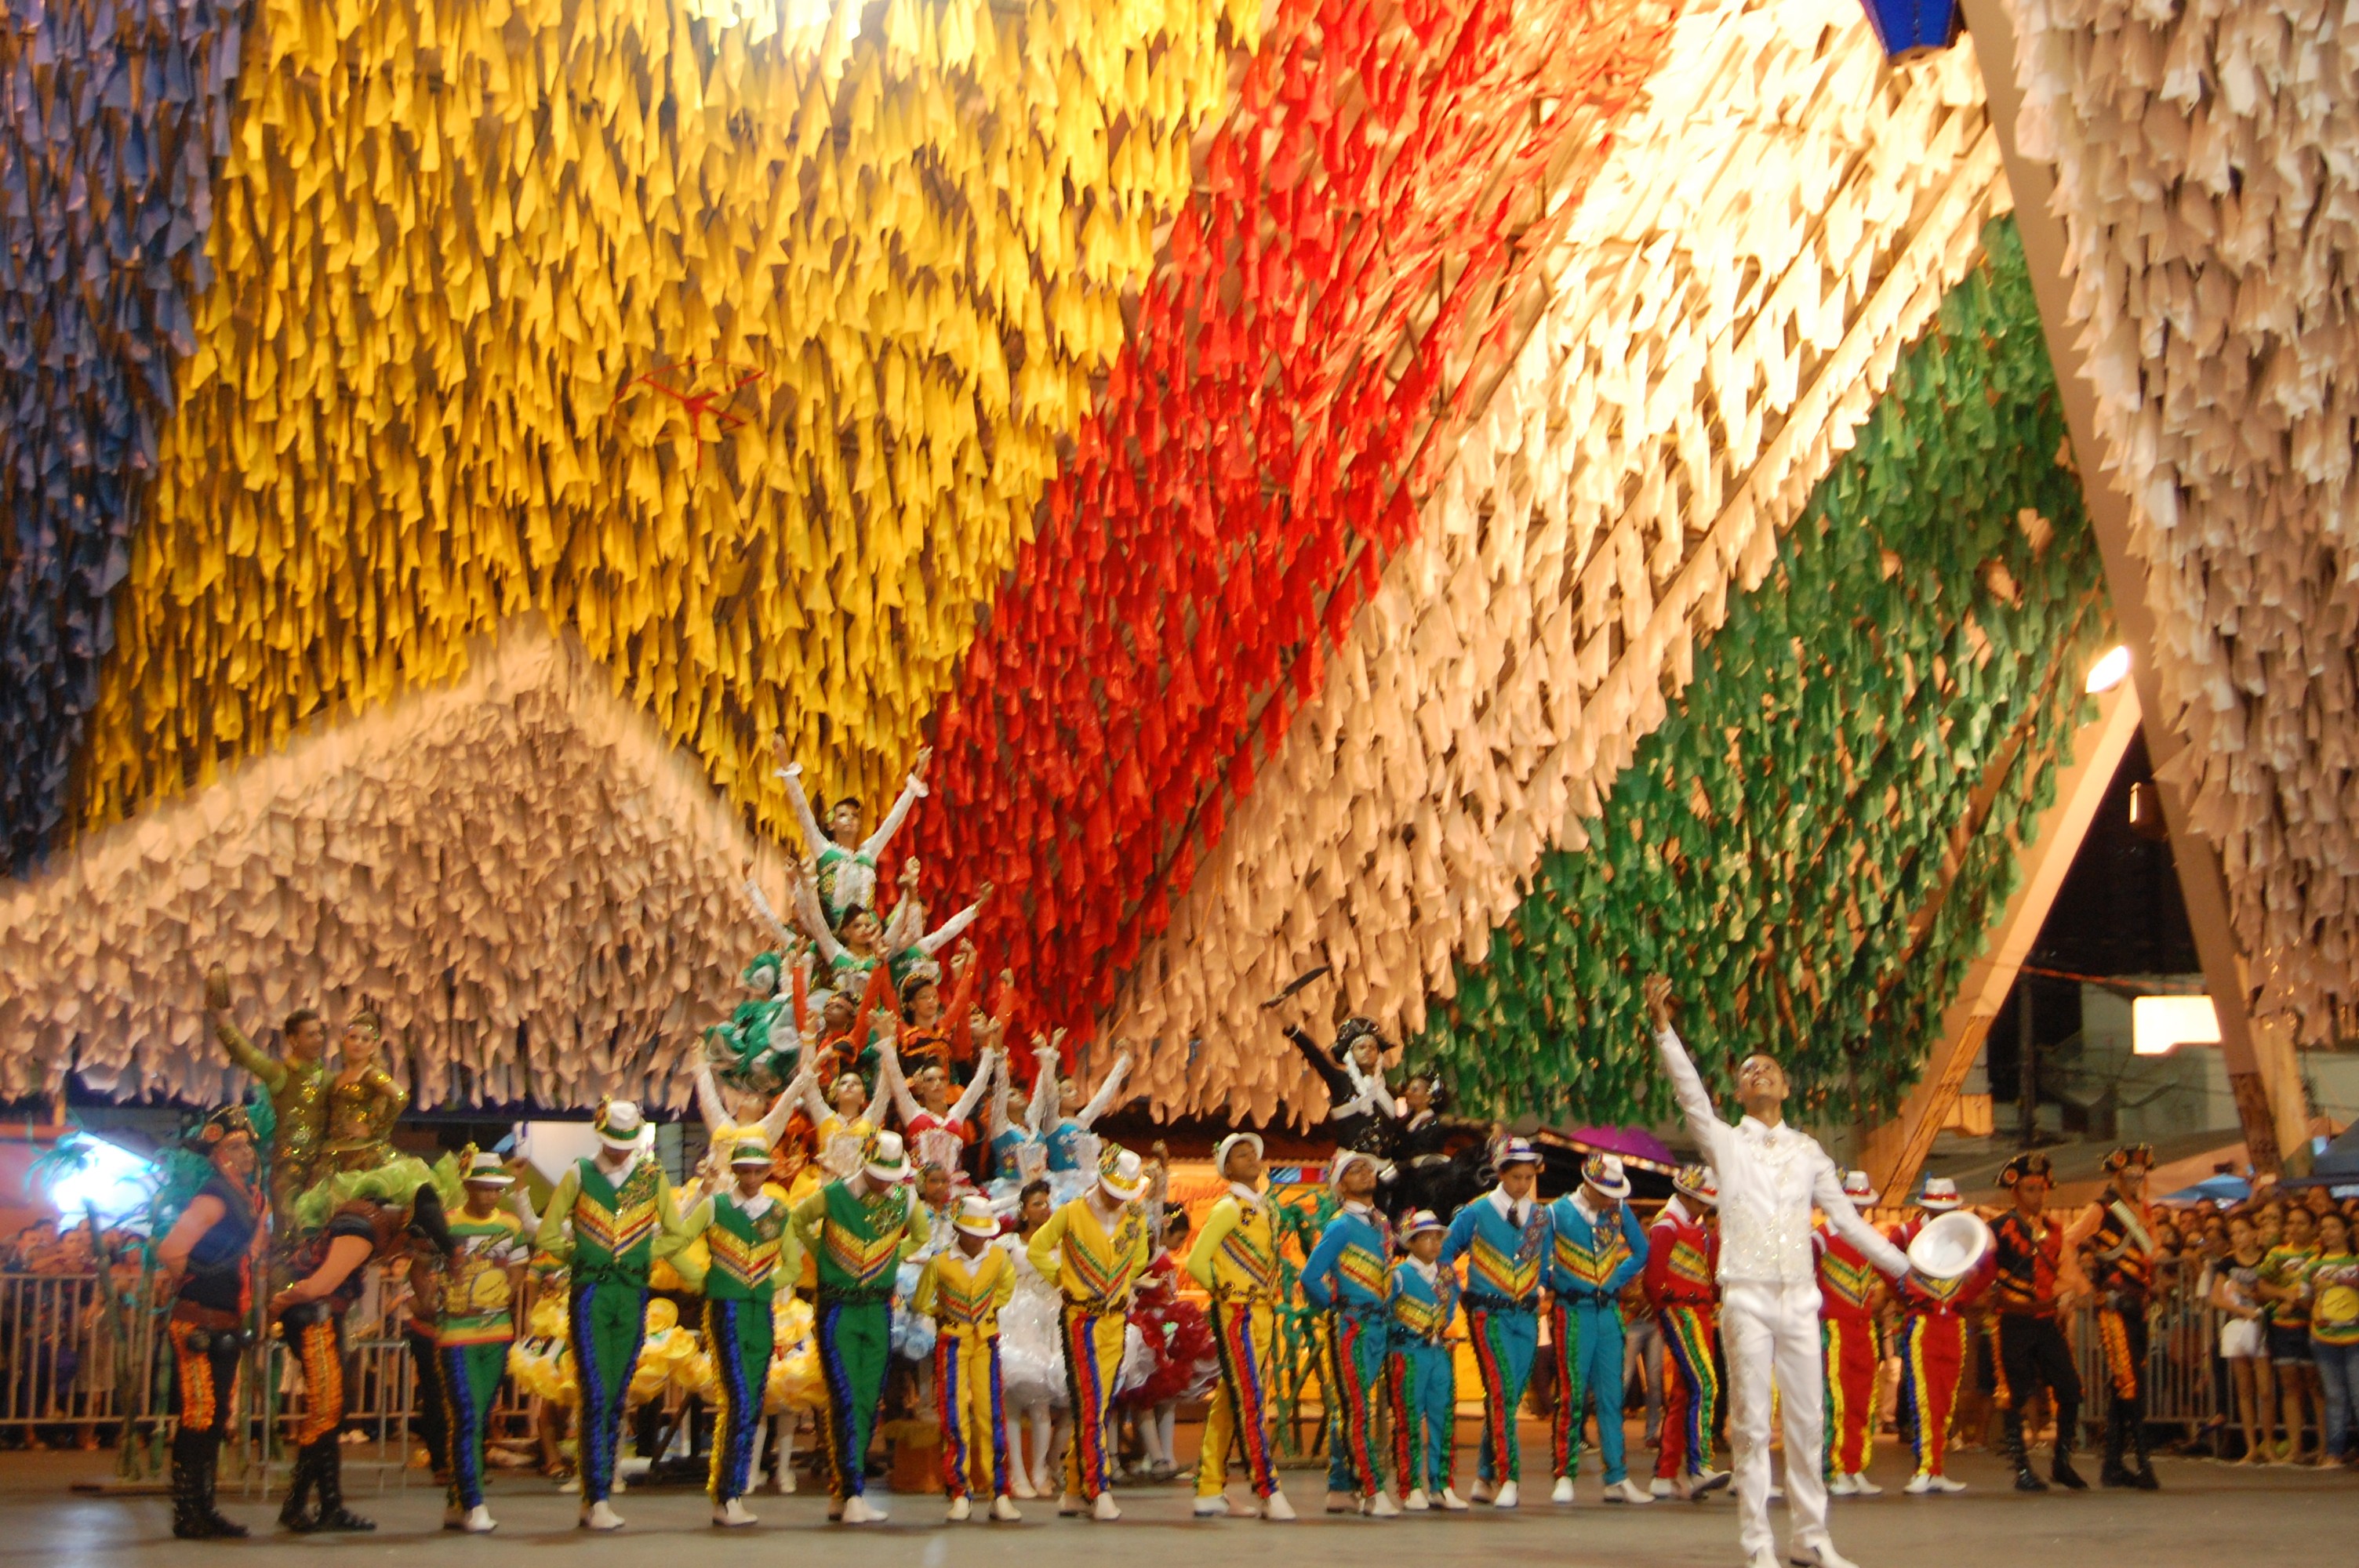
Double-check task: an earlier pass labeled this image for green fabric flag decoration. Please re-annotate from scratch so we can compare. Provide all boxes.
[1410,216,2109,1128]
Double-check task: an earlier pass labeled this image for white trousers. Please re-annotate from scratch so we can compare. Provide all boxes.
[1722,1280,1831,1560]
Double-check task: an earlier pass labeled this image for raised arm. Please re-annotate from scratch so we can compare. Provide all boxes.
[771,739,832,862]
[1809,1155,1910,1278]
[859,747,932,862]
[204,966,287,1091]
[788,1065,832,1125]
[740,866,801,951]
[1186,1196,1241,1291]
[874,1041,921,1127]
[1284,1025,1356,1101]
[1073,1047,1133,1129]
[914,891,989,959]
[1645,978,1731,1163]
[694,1061,732,1135]
[947,1049,998,1124]
[1027,1036,1063,1132]
[758,1066,814,1146]
[788,865,848,964]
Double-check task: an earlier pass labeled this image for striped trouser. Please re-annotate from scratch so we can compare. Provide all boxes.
[933,1330,1009,1501]
[1465,1301,1538,1483]
[1655,1304,1720,1481]
[1198,1298,1279,1498]
[704,1298,775,1503]
[1821,1315,1879,1477]
[1060,1305,1129,1500]
[1896,1312,1965,1476]
[1323,1309,1388,1496]
[438,1340,509,1509]
[1387,1341,1456,1496]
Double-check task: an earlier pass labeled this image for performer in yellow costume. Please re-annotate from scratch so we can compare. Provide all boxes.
[913,1196,1022,1523]
[1185,1131,1296,1520]
[1028,1145,1150,1521]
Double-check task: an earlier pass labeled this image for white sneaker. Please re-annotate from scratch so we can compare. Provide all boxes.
[1790,1541,1860,1568]
[1495,1480,1520,1508]
[1365,1490,1400,1518]
[1605,1478,1654,1504]
[1651,1477,1677,1498]
[1931,1475,1968,1494]
[1902,1472,1934,1495]
[1060,1493,1085,1517]
[1326,1490,1358,1514]
[947,1496,972,1523]
[1193,1495,1232,1517]
[990,1496,1023,1522]
[713,1497,757,1527]
[461,1505,496,1534]
[1827,1473,1858,1497]
[1092,1492,1122,1522]
[1439,1487,1470,1512]
[1469,1477,1496,1504]
[1692,1468,1732,1497]
[1846,1472,1881,1497]
[840,1494,882,1525]
[1403,1488,1430,1512]
[580,1501,624,1531]
[1262,1490,1296,1522]
[1552,1475,1577,1505]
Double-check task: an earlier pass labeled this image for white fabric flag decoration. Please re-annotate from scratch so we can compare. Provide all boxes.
[1114,0,2008,1122]
[2014,0,2359,1038]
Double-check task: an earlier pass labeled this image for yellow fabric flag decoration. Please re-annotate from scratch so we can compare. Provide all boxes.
[80,0,1255,838]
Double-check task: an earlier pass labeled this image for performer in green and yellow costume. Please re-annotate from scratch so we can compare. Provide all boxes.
[685,1134,799,1527]
[434,1152,529,1535]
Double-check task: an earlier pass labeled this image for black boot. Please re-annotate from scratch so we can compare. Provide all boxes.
[197,1441,249,1537]
[310,1438,376,1532]
[278,1442,320,1531]
[2132,1414,2161,1490]
[2100,1405,2136,1488]
[2050,1448,2088,1491]
[171,1432,214,1539]
[2004,1410,2046,1491]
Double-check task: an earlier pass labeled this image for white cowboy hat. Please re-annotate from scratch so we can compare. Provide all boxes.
[1213,1131,1265,1175]
[1098,1148,1150,1203]
[595,1099,648,1151]
[1402,1209,1447,1238]
[954,1195,1001,1238]
[1917,1176,1962,1212]
[1329,1148,1379,1189]
[1841,1170,1880,1207]
[728,1136,775,1169]
[1494,1136,1543,1168]
[863,1130,911,1184]
[462,1151,514,1187]
[1906,1210,1994,1282]
[1581,1152,1632,1201]
[1674,1163,1719,1206]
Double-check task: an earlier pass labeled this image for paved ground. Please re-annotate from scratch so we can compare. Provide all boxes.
[0,1436,2349,1568]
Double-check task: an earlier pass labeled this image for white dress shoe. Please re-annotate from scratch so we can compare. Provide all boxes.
[713,1497,757,1527]
[1931,1475,1967,1494]
[1827,1473,1858,1497]
[1092,1492,1122,1522]
[1059,1493,1085,1517]
[841,1494,885,1524]
[1749,1550,1781,1568]
[461,1505,497,1534]
[1693,1468,1732,1496]
[1468,1477,1496,1504]
[1262,1490,1296,1522]
[1193,1495,1233,1517]
[1651,1476,1677,1497]
[1790,1540,1861,1568]
[1551,1475,1577,1505]
[580,1501,624,1531]
[1402,1488,1430,1512]
[1439,1487,1470,1512]
[990,1496,1023,1522]
[1365,1490,1400,1518]
[1326,1490,1359,1514]
[1605,1478,1654,1504]
[1495,1480,1520,1508]
[1902,1472,1934,1495]
[1846,1473,1881,1497]
[947,1496,972,1522]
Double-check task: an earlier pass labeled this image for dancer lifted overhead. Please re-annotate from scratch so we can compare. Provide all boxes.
[1646,975,1912,1568]
[772,733,933,928]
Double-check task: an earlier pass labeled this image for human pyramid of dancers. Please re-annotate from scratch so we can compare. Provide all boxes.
[166,742,2109,1568]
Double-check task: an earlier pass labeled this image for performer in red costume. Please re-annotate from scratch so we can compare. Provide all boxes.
[1648,1164,1730,1500]
[1817,1171,1888,1496]
[1987,1152,2089,1492]
[1885,1177,1990,1494]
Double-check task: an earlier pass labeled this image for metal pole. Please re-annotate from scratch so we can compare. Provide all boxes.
[2017,980,2037,1149]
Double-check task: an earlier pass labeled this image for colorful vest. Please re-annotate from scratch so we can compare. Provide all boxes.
[1647,1210,1717,1308]
[1989,1208,2063,1316]
[1205,1196,1281,1301]
[921,1245,1012,1338]
[1447,1195,1548,1307]
[1814,1227,1880,1323]
[2086,1196,2154,1298]
[569,1156,666,1285]
[705,1192,789,1302]
[1305,1208,1394,1315]
[1390,1258,1459,1346]
[437,1211,525,1345]
[1549,1195,1642,1302]
[812,1178,914,1300]
[1041,1198,1147,1309]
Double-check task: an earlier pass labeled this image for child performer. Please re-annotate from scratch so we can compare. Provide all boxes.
[1387,1210,1464,1511]
[914,1195,1023,1522]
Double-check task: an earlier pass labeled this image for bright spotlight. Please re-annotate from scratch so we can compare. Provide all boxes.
[2085,644,2131,694]
[2132,995,2219,1057]
[38,1133,158,1229]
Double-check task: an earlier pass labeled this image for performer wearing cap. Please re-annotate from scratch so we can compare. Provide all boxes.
[1646,976,1912,1568]
[1186,1131,1296,1520]
[1818,1171,1889,1497]
[533,1098,698,1530]
[1028,1145,1153,1521]
[1546,1152,1653,1505]
[1885,1177,1986,1495]
[1387,1209,1464,1511]
[434,1152,530,1534]
[152,1108,266,1539]
[2080,1143,2161,1490]
[913,1194,1023,1522]
[1649,1163,1728,1500]
[1986,1150,2088,1492]
[1302,1149,1400,1516]
[1283,1015,1402,1169]
[1440,1136,1550,1507]
[791,1128,924,1523]
[685,1136,797,1526]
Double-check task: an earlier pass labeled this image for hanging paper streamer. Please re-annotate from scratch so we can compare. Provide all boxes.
[2016,0,2359,1040]
[72,0,1253,847]
[1111,0,2005,1121]
[0,0,241,875]
[917,0,1685,1033]
[1407,218,2110,1124]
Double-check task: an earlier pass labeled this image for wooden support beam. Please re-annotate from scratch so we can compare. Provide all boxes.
[1956,0,2310,1174]
[1863,683,2142,1204]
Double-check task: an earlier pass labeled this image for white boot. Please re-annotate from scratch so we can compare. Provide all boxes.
[1605,1478,1655,1504]
[1365,1490,1400,1518]
[1494,1479,1520,1509]
[1827,1473,1858,1497]
[712,1497,757,1527]
[1325,1490,1358,1514]
[1650,1476,1676,1498]
[1092,1491,1122,1522]
[1193,1494,1232,1518]
[1930,1474,1968,1494]
[461,1505,497,1534]
[1439,1487,1470,1512]
[1552,1475,1577,1505]
[990,1496,1023,1522]
[1402,1488,1430,1512]
[1846,1472,1881,1497]
[841,1494,883,1525]
[1468,1477,1496,1504]
[580,1500,624,1531]
[1903,1472,1934,1495]
[947,1496,972,1523]
[1262,1490,1296,1522]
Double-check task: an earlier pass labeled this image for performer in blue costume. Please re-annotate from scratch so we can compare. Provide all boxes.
[1545,1152,1655,1505]
[1300,1150,1399,1516]
[1440,1137,1550,1507]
